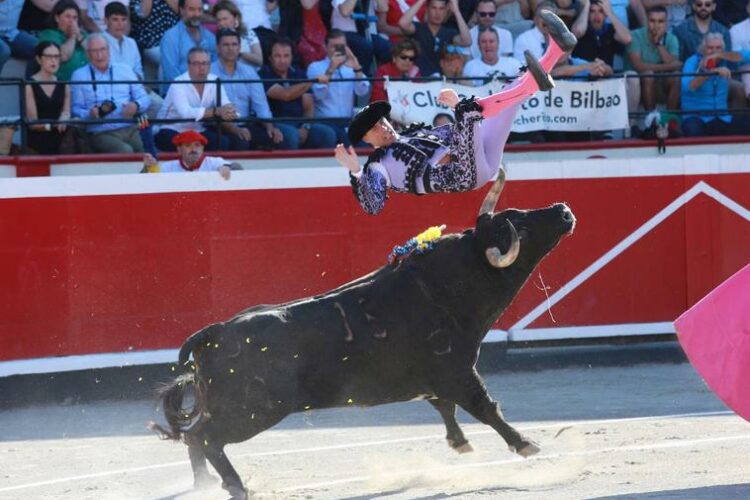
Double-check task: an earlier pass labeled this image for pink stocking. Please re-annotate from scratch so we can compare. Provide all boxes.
[539,39,566,73]
[477,71,539,119]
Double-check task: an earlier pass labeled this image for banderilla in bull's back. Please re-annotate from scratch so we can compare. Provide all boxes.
[149,170,577,499]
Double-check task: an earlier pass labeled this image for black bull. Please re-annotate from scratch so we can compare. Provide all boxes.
[151,172,576,499]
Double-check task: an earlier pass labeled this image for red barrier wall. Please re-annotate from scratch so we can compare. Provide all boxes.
[1,148,749,373]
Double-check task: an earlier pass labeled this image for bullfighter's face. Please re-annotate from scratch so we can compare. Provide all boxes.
[362,118,398,148]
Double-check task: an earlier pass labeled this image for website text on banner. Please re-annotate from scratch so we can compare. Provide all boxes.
[385,78,629,133]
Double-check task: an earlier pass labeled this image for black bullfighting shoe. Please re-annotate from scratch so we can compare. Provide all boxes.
[524,50,555,92]
[540,10,577,52]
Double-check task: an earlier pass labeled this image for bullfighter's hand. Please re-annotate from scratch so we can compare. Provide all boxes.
[334,144,361,174]
[437,88,460,109]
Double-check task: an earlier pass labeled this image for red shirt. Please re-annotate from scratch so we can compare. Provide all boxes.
[370,62,422,103]
[385,0,426,43]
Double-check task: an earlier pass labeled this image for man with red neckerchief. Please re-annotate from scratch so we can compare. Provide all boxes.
[142,130,242,180]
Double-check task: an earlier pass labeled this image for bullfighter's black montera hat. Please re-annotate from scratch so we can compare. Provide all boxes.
[348,101,392,145]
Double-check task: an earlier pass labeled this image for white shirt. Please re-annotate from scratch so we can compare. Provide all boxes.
[513,26,545,62]
[235,0,272,30]
[469,25,514,60]
[159,156,228,173]
[157,72,232,133]
[103,31,144,79]
[463,56,522,86]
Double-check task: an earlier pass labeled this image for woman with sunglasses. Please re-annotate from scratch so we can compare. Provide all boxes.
[370,39,422,103]
[335,9,576,215]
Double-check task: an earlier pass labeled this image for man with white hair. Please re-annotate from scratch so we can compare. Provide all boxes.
[680,32,750,136]
[469,0,514,59]
[71,33,151,153]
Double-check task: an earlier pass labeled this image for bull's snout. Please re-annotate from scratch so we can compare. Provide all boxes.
[556,203,576,229]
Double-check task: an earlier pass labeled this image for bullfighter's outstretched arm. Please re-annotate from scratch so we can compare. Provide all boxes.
[349,164,389,215]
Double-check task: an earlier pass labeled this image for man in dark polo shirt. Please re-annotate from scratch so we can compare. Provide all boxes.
[572,0,632,67]
[258,38,337,150]
[398,0,471,76]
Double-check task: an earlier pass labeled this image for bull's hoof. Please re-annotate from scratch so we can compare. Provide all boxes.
[510,440,541,458]
[454,442,474,454]
[223,483,250,500]
[194,472,219,489]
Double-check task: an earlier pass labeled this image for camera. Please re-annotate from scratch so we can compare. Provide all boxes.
[334,44,346,56]
[98,99,117,117]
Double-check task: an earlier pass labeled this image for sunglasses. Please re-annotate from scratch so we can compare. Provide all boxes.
[478,11,496,17]
[443,44,461,54]
[397,54,416,61]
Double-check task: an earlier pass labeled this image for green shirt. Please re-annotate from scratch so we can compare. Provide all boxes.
[625,27,679,71]
[38,29,88,82]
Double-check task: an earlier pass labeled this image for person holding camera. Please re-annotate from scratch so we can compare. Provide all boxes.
[71,34,151,153]
[306,29,371,146]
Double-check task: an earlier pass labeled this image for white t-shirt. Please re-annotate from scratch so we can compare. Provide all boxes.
[513,26,545,62]
[159,156,228,173]
[235,0,272,30]
[463,56,522,86]
[470,25,514,59]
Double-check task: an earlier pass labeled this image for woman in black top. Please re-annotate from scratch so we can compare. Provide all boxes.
[24,41,71,155]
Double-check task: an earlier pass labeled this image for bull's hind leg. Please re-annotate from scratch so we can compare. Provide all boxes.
[200,439,248,500]
[185,434,219,489]
[439,370,539,458]
[428,399,473,453]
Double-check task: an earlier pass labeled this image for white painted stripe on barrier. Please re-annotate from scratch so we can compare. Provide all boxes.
[0,164,15,178]
[512,181,750,331]
[0,410,736,494]
[1,152,750,199]
[509,322,675,342]
[0,349,179,377]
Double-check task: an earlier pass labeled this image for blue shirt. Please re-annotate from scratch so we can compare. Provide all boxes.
[104,32,144,80]
[71,62,151,133]
[307,59,370,119]
[673,19,731,62]
[681,51,750,122]
[0,0,24,41]
[210,60,271,120]
[160,22,217,84]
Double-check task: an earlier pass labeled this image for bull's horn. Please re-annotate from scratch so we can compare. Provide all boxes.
[478,167,506,217]
[485,220,520,268]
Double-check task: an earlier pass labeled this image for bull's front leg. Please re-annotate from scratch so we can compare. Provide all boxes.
[427,398,473,453]
[438,370,540,457]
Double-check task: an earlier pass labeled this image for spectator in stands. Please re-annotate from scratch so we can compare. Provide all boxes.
[330,0,391,75]
[572,0,632,68]
[715,0,749,27]
[211,28,282,150]
[103,2,143,78]
[71,34,151,152]
[307,29,371,145]
[514,3,558,61]
[0,0,38,73]
[232,0,278,60]
[376,0,426,43]
[640,0,689,30]
[156,47,238,151]
[469,0,514,60]
[606,0,647,29]
[681,32,750,135]
[24,41,71,154]
[277,0,328,68]
[38,0,89,81]
[551,51,614,76]
[260,37,337,149]
[161,0,218,83]
[129,0,180,78]
[212,1,263,68]
[67,0,101,33]
[143,130,242,177]
[730,0,750,98]
[463,27,522,85]
[495,0,533,41]
[370,38,421,102]
[18,0,56,34]
[550,0,584,26]
[625,6,682,111]
[439,42,470,83]
[673,0,731,60]
[398,0,472,77]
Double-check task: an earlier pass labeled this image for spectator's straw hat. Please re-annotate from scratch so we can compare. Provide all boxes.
[172,130,209,146]
[348,101,391,145]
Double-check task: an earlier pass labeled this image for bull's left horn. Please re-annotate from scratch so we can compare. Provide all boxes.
[478,167,506,217]
[485,220,520,268]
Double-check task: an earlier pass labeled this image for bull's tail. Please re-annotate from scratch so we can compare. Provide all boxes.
[149,324,219,441]
[148,372,206,441]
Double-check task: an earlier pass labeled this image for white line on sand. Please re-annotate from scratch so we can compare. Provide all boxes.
[0,410,735,493]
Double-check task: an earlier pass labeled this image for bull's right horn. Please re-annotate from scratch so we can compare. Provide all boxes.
[478,167,506,217]
[485,220,520,268]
